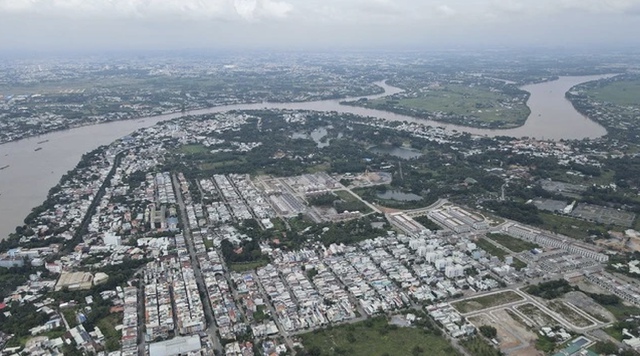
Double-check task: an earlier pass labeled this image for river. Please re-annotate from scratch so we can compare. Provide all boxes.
[0,75,612,240]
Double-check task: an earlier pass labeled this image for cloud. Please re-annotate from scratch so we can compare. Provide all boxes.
[0,0,293,20]
[0,0,639,50]
[436,4,456,17]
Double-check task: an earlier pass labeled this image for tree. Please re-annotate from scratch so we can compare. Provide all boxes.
[479,325,498,339]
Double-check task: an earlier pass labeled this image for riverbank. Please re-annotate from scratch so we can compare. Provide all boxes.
[0,76,613,240]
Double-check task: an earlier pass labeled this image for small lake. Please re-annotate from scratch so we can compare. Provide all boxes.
[370,146,423,159]
[291,127,331,148]
[377,190,423,201]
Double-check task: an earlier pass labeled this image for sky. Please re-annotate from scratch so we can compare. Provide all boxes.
[0,0,639,52]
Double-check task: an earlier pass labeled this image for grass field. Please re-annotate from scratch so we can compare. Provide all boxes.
[229,259,270,272]
[547,301,594,328]
[539,212,609,241]
[452,291,524,313]
[334,190,372,213]
[602,303,640,321]
[299,316,460,356]
[96,312,123,352]
[178,144,210,155]
[486,233,540,252]
[587,79,640,107]
[512,257,527,270]
[461,336,502,356]
[365,83,530,126]
[475,238,508,260]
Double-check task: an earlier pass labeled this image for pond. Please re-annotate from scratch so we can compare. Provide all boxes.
[377,190,423,201]
[369,146,423,160]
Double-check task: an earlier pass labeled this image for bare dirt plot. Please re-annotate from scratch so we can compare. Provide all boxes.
[469,314,523,350]
[546,300,595,328]
[453,291,524,313]
[563,291,615,323]
[493,309,543,355]
[575,280,613,296]
[515,303,562,328]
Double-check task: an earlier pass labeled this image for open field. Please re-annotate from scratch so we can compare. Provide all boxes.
[299,316,459,356]
[453,291,524,313]
[539,212,610,241]
[586,78,640,106]
[475,238,508,260]
[469,309,541,355]
[365,83,530,127]
[228,259,270,272]
[562,291,614,323]
[515,303,561,328]
[487,233,540,252]
[334,190,372,213]
[96,312,124,352]
[546,300,594,328]
[178,144,210,155]
[469,314,522,350]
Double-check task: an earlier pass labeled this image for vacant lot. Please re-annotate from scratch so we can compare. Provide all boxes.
[476,238,508,260]
[300,316,459,356]
[469,314,523,350]
[515,303,561,328]
[453,291,524,314]
[563,291,614,323]
[547,300,595,328]
[539,212,609,241]
[486,233,540,253]
[470,309,541,356]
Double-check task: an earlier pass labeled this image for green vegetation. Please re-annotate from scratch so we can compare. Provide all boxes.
[221,238,266,264]
[95,312,123,352]
[587,78,640,107]
[62,307,79,328]
[299,316,459,356]
[538,212,610,242]
[0,265,30,298]
[0,302,50,342]
[460,336,502,356]
[485,233,539,252]
[280,214,389,249]
[475,238,508,260]
[526,280,574,300]
[452,291,524,313]
[412,215,442,231]
[535,335,557,353]
[308,191,372,214]
[354,82,530,129]
[252,305,269,323]
[483,201,542,225]
[228,260,270,272]
[547,301,593,328]
[178,144,210,155]
[512,257,527,270]
[478,325,497,339]
[333,190,372,213]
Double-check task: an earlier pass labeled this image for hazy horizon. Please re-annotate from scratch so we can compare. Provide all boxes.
[1,0,639,52]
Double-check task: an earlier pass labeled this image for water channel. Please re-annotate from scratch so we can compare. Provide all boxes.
[0,75,613,239]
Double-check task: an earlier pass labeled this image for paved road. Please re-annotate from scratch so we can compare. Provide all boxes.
[252,271,297,351]
[172,173,223,354]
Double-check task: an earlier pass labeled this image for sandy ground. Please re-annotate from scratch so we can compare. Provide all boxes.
[469,308,543,355]
[563,291,615,323]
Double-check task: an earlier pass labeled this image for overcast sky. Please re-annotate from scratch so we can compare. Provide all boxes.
[1,0,639,52]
